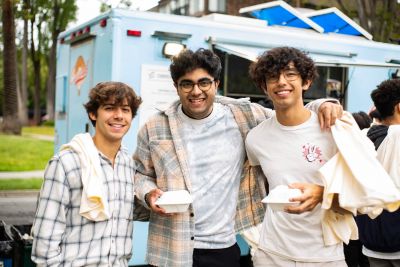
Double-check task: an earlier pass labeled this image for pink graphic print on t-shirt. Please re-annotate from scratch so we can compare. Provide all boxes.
[302,143,324,163]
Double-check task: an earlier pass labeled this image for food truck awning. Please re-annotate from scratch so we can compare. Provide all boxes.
[239,1,372,40]
[305,7,373,40]
[214,43,400,68]
[239,1,323,33]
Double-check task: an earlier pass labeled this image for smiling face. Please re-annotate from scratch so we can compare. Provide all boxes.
[89,98,132,145]
[175,68,219,120]
[265,63,311,111]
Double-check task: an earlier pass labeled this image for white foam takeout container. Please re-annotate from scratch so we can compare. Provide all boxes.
[155,190,193,213]
[262,185,302,211]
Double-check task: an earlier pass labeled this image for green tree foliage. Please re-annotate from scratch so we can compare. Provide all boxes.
[29,0,50,125]
[0,0,77,127]
[100,0,132,12]
[46,0,77,121]
[336,0,399,43]
[292,0,400,43]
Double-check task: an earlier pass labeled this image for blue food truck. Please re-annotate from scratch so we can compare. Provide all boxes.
[55,1,400,265]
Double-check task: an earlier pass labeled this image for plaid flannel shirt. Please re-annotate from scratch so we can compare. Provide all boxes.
[133,96,273,267]
[32,147,136,267]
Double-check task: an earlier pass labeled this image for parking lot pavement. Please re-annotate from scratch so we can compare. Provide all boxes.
[0,190,39,225]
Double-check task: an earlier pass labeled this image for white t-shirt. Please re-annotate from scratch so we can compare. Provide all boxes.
[245,111,344,262]
[177,103,245,249]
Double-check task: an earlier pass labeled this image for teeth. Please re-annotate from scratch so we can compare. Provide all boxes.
[276,90,290,95]
[110,124,123,128]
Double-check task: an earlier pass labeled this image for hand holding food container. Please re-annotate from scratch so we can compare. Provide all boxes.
[262,185,302,211]
[155,190,193,213]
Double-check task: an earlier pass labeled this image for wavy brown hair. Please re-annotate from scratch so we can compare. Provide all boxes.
[84,81,142,126]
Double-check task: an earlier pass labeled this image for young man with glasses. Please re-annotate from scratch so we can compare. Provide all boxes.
[246,47,347,266]
[134,48,342,267]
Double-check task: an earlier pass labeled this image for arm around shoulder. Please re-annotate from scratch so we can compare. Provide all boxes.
[306,98,343,130]
[250,102,275,122]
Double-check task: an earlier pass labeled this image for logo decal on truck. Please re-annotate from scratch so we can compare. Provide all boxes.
[71,55,88,95]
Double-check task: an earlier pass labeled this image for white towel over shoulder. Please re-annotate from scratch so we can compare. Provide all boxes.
[61,133,111,221]
[319,113,400,246]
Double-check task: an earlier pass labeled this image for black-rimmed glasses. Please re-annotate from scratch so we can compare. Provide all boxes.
[178,79,215,93]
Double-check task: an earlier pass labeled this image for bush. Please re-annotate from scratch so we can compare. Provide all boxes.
[41,120,54,127]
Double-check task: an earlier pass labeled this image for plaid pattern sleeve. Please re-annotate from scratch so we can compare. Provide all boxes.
[32,149,135,267]
[305,98,340,115]
[31,154,70,266]
[133,111,196,267]
[133,123,158,204]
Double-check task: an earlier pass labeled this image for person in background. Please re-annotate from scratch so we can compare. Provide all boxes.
[246,46,349,266]
[133,48,342,267]
[357,79,400,266]
[369,108,382,126]
[32,82,142,266]
[352,111,372,130]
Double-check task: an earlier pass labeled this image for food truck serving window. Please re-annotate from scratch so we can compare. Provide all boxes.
[214,42,400,105]
[214,44,348,104]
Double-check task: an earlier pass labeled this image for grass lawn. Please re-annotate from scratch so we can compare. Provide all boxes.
[22,126,54,136]
[0,134,54,171]
[0,178,43,190]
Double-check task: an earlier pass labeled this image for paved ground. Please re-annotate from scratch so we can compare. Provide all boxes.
[0,190,39,225]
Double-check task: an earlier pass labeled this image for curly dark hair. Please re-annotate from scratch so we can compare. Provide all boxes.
[371,79,400,119]
[84,81,142,126]
[249,47,317,92]
[352,111,372,130]
[369,109,382,121]
[170,48,222,84]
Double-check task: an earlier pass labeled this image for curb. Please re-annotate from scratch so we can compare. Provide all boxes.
[23,133,54,142]
[0,190,40,197]
[0,170,44,179]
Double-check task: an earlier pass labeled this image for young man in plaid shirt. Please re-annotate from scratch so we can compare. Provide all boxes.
[134,48,342,267]
[32,82,142,266]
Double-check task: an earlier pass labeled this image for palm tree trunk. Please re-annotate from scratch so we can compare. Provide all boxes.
[2,0,22,134]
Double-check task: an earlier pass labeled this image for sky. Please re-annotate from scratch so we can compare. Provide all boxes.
[72,0,159,27]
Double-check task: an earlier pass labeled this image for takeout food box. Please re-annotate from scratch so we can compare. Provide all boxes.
[155,190,193,213]
[262,185,302,211]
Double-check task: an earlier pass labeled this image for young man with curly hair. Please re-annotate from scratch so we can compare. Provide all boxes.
[32,82,142,266]
[134,48,342,267]
[246,47,348,266]
[357,79,400,266]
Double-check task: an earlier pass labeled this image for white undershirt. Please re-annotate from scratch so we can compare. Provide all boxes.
[177,103,245,249]
[363,247,400,260]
